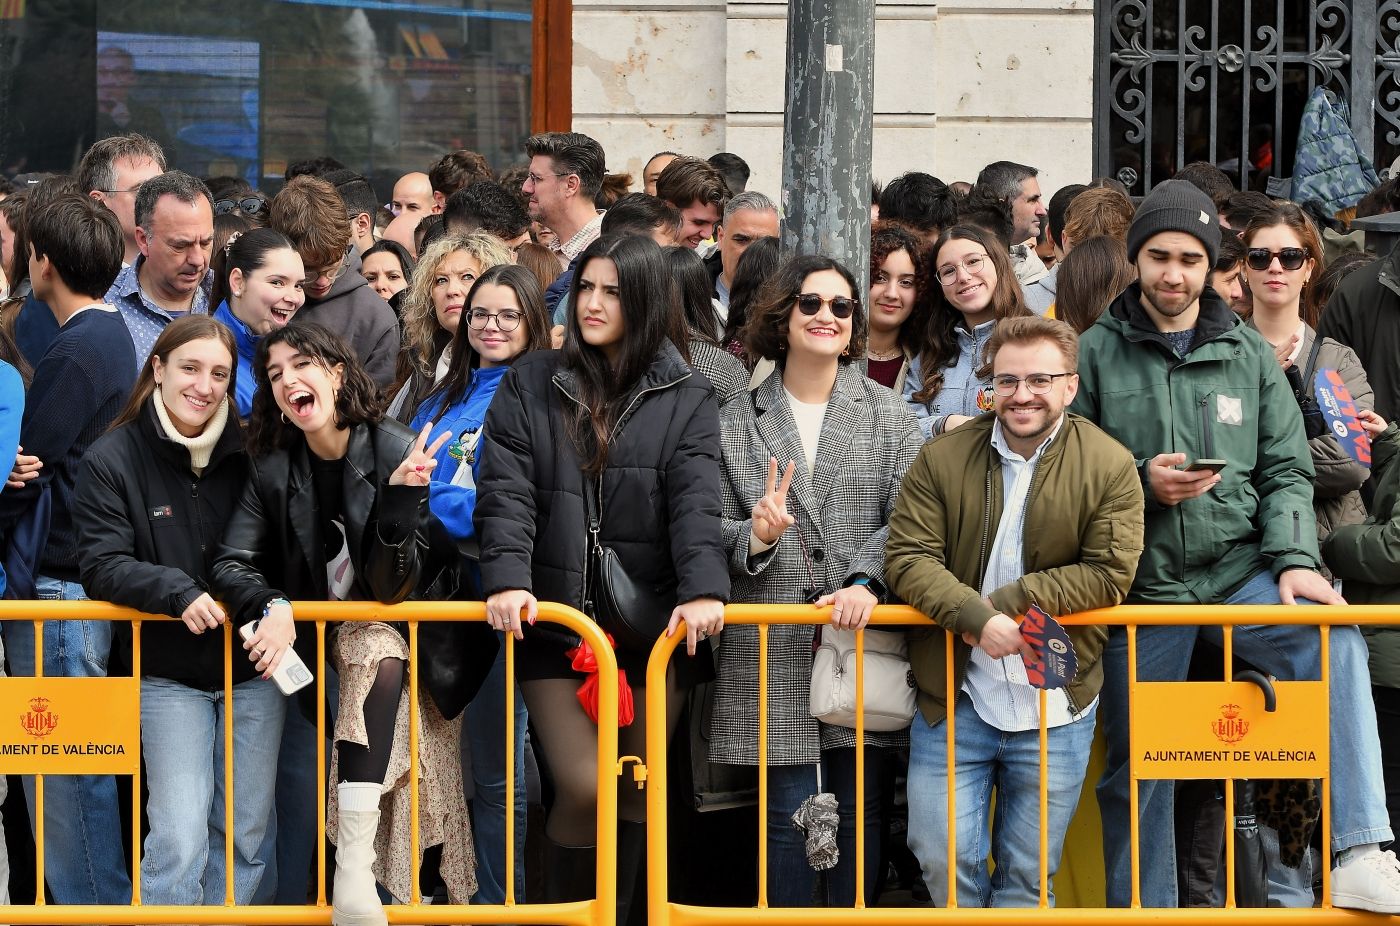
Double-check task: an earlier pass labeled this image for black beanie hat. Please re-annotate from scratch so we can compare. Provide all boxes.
[1126,179,1221,265]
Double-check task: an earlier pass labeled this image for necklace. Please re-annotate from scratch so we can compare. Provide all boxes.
[867,346,903,362]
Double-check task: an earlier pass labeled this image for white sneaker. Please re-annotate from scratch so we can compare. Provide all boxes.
[1332,847,1400,914]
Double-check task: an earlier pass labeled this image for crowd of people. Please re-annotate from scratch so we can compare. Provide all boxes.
[2,126,1400,924]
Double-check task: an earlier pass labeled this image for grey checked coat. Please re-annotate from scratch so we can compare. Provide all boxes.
[709,365,924,764]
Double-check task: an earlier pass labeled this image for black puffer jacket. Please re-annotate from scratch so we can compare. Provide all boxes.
[74,399,250,690]
[474,343,730,675]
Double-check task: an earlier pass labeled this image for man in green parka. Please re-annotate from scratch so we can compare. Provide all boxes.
[1072,179,1400,913]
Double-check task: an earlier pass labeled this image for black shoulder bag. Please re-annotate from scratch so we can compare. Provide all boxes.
[583,477,677,652]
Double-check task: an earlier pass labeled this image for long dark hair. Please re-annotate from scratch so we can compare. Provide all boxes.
[210,227,301,314]
[721,235,780,349]
[911,224,1029,405]
[1055,235,1135,334]
[247,322,384,457]
[421,264,552,414]
[562,234,677,475]
[665,245,723,343]
[111,315,240,431]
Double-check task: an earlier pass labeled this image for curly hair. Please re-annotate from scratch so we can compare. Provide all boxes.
[246,322,384,457]
[910,224,1030,405]
[741,254,866,365]
[869,221,928,355]
[400,230,514,370]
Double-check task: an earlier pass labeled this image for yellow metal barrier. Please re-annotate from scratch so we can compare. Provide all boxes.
[644,603,1394,925]
[0,599,619,926]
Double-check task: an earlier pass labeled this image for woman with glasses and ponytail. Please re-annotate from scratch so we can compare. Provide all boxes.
[406,262,550,906]
[709,254,923,908]
[904,225,1031,438]
[474,234,728,926]
[1243,203,1385,568]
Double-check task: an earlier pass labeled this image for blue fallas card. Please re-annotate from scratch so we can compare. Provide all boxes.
[1315,368,1371,467]
[1021,604,1077,690]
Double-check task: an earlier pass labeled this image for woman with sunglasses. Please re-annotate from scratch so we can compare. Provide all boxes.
[475,234,727,925]
[710,254,923,908]
[212,322,491,924]
[210,228,307,418]
[406,263,550,905]
[390,231,513,422]
[1242,203,1383,562]
[904,225,1031,437]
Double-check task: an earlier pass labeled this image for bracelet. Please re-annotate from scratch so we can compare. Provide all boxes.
[262,597,290,619]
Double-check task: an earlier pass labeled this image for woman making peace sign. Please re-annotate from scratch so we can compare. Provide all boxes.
[711,254,923,909]
[213,322,490,926]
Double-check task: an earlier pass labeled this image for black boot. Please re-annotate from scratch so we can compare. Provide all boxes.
[616,821,648,926]
[543,837,598,904]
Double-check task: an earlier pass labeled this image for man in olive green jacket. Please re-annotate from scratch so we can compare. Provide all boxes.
[1071,179,1400,913]
[886,316,1144,907]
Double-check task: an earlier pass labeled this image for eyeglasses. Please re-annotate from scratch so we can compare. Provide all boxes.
[311,245,353,284]
[793,293,856,319]
[467,309,524,332]
[990,372,1074,396]
[99,186,143,195]
[214,196,268,217]
[936,253,990,285]
[1245,247,1310,271]
[525,171,569,187]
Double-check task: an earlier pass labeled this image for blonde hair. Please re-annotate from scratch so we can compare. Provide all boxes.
[400,230,514,368]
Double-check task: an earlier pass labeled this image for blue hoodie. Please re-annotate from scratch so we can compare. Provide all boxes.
[213,301,259,418]
[409,363,509,541]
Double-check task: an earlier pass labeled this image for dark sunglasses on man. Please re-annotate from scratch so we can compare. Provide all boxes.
[214,196,268,218]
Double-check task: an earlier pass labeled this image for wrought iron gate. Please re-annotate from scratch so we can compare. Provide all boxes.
[1093,0,1400,197]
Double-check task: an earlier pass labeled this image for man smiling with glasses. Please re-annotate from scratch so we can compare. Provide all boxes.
[888,314,1143,910]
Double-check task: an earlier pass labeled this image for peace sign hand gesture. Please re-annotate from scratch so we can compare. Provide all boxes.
[389,422,452,487]
[752,457,796,546]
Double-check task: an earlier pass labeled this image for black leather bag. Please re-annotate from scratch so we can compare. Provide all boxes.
[416,525,500,720]
[585,478,676,652]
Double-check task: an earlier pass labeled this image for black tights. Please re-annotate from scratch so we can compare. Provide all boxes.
[337,657,404,785]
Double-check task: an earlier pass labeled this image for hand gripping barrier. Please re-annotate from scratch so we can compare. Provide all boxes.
[643,603,1399,926]
[0,599,619,926]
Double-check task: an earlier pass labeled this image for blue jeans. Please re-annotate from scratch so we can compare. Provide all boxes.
[763,763,821,906]
[464,638,528,905]
[1097,569,1392,907]
[1,577,130,904]
[907,696,1097,907]
[140,675,286,904]
[254,682,336,905]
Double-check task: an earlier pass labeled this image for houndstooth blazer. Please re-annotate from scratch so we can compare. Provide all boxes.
[708,364,924,765]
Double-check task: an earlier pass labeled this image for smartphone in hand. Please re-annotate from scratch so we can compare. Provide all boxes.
[239,620,314,697]
[1185,458,1226,475]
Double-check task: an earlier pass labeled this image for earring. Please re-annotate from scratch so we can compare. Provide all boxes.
[233,290,243,298]
[841,346,850,357]
[281,412,287,424]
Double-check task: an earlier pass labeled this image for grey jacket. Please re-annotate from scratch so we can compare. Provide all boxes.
[709,364,923,763]
[1022,263,1059,317]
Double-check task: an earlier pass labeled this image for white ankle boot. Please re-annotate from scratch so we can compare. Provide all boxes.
[333,782,388,926]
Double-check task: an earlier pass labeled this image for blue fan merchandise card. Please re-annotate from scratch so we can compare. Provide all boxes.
[1315,367,1371,467]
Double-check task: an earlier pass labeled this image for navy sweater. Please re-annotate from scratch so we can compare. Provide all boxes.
[0,307,136,580]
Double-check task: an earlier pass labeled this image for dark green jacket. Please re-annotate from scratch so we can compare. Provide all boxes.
[1322,424,1400,687]
[886,413,1144,725]
[1070,284,1320,604]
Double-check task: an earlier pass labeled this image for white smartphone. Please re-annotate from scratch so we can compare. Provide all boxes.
[239,620,314,697]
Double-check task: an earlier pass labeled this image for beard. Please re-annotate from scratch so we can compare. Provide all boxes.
[1141,280,1204,320]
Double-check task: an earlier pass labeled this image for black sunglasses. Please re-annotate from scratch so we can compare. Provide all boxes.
[1245,247,1310,272]
[793,292,856,319]
[214,196,268,217]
